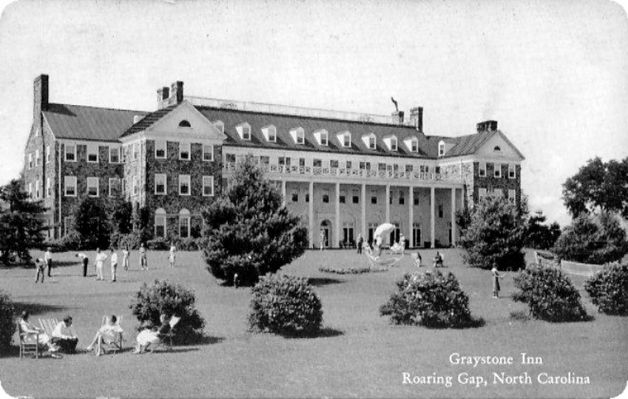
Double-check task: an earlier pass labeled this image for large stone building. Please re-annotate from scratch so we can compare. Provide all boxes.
[23,74,524,248]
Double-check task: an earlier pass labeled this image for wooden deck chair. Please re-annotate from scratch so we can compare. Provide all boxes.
[99,315,124,354]
[17,320,39,359]
[38,318,59,340]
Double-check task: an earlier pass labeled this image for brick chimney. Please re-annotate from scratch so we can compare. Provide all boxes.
[476,120,498,133]
[409,107,423,132]
[156,86,170,109]
[33,74,49,123]
[170,81,184,105]
[391,111,404,125]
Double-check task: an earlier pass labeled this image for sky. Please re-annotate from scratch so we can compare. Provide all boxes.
[0,0,626,226]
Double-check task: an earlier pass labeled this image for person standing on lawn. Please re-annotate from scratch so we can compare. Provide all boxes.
[44,247,53,278]
[94,248,108,281]
[491,265,504,298]
[122,245,130,271]
[34,257,46,283]
[169,243,177,268]
[139,243,148,271]
[110,248,118,282]
[75,252,89,277]
[357,234,363,254]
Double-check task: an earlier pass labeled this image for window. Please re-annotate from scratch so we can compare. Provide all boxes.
[202,176,214,196]
[508,189,516,203]
[132,177,139,196]
[35,150,40,166]
[155,140,166,158]
[154,208,166,238]
[178,120,191,128]
[28,153,33,169]
[478,188,488,199]
[322,193,329,203]
[411,139,418,152]
[405,164,413,172]
[320,131,328,146]
[179,175,191,195]
[413,195,419,206]
[202,144,213,161]
[260,156,269,165]
[46,146,50,164]
[109,178,121,197]
[64,176,77,196]
[494,163,502,178]
[330,160,339,168]
[340,195,346,204]
[346,161,352,169]
[179,142,191,160]
[35,179,40,199]
[263,125,276,142]
[368,136,376,149]
[353,194,359,204]
[155,174,167,195]
[340,132,351,147]
[87,177,99,197]
[435,166,441,174]
[378,163,386,171]
[438,204,443,218]
[438,141,445,157]
[109,147,120,163]
[46,178,51,198]
[65,144,76,162]
[390,137,398,151]
[291,191,299,202]
[214,120,224,134]
[399,191,405,205]
[87,144,99,163]
[371,195,377,204]
[237,123,251,140]
[508,164,516,179]
[132,143,139,161]
[179,209,191,238]
[293,127,305,144]
[494,145,501,152]
[226,153,236,163]
[479,162,486,177]
[305,193,309,202]
[389,192,393,204]
[313,159,322,167]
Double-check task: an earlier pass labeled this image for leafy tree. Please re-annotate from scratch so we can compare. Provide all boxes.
[459,194,526,270]
[563,157,628,218]
[73,197,110,249]
[0,179,46,264]
[132,205,151,242]
[455,207,472,236]
[523,211,561,250]
[553,212,627,264]
[109,198,133,234]
[202,155,308,286]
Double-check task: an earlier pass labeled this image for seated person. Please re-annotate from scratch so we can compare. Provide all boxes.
[18,311,61,357]
[51,316,79,353]
[433,251,444,268]
[86,315,123,356]
[133,314,172,354]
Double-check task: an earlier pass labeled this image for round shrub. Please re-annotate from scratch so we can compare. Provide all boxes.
[146,237,169,251]
[130,280,205,344]
[249,274,323,336]
[584,263,628,315]
[379,272,478,328]
[513,266,588,322]
[0,290,16,354]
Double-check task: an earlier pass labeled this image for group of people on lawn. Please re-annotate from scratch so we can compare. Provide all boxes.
[34,243,178,283]
[18,311,178,358]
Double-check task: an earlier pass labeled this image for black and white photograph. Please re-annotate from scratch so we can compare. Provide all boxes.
[0,0,627,398]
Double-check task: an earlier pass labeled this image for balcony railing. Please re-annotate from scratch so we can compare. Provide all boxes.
[223,162,462,183]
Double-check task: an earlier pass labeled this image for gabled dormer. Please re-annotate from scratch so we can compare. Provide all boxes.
[383,135,398,152]
[262,125,277,142]
[236,122,251,141]
[404,136,419,153]
[337,131,351,148]
[361,133,376,150]
[313,129,328,146]
[290,127,305,144]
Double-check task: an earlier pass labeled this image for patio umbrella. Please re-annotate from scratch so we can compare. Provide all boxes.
[373,223,395,238]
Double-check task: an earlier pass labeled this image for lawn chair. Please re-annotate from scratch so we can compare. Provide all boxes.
[160,316,181,351]
[98,315,124,354]
[17,320,39,359]
[38,318,59,340]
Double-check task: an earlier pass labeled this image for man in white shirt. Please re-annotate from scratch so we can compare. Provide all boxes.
[51,316,79,353]
[94,248,108,281]
[44,247,53,277]
[110,249,118,282]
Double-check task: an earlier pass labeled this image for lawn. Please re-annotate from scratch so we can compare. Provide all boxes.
[0,248,626,399]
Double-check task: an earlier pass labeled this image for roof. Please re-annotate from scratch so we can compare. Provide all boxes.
[196,106,438,159]
[43,103,147,142]
[442,131,496,157]
[120,105,177,138]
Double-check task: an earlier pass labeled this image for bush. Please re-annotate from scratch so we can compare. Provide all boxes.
[584,263,628,315]
[129,280,205,344]
[73,197,110,249]
[380,272,479,328]
[0,290,16,354]
[112,232,142,250]
[513,266,588,322]
[146,237,169,251]
[553,213,627,264]
[249,274,323,336]
[42,231,82,252]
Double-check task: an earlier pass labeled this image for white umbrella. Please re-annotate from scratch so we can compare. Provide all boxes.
[373,223,395,238]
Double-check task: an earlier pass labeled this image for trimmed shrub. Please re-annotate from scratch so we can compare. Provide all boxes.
[584,263,628,315]
[130,280,205,344]
[0,290,15,354]
[513,266,588,322]
[380,272,479,328]
[146,237,169,251]
[249,274,323,336]
[112,232,142,250]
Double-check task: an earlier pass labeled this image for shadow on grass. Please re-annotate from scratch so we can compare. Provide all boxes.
[307,277,344,286]
[280,327,344,339]
[0,346,64,359]
[509,310,595,323]
[12,301,69,316]
[195,335,226,345]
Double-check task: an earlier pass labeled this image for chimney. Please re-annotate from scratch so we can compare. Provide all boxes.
[409,107,423,132]
[391,111,404,125]
[156,86,170,109]
[33,74,49,122]
[170,81,184,105]
[476,120,498,133]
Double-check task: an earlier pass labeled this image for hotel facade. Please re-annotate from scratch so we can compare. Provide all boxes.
[23,75,524,249]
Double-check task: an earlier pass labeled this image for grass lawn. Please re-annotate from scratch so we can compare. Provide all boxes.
[0,248,626,398]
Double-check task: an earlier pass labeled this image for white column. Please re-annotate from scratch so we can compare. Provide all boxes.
[281,180,286,206]
[451,187,457,246]
[385,184,390,222]
[408,187,414,246]
[308,181,314,249]
[361,183,366,237]
[335,182,340,249]
[430,186,436,248]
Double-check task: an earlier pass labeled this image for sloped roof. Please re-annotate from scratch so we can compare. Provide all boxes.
[196,107,437,159]
[43,103,147,142]
[442,131,496,157]
[120,105,178,138]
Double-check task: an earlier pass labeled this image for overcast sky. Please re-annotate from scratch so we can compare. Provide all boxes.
[0,0,626,226]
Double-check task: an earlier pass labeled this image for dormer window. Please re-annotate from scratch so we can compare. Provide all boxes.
[178,120,191,128]
[313,129,328,146]
[213,120,224,134]
[290,127,305,144]
[237,123,251,140]
[362,133,376,150]
[338,131,351,148]
[262,125,277,142]
[438,140,446,157]
[404,137,419,153]
[384,136,398,151]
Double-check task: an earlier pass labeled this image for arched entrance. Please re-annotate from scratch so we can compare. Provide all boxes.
[319,220,331,249]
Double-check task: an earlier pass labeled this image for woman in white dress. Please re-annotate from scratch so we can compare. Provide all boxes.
[18,311,61,357]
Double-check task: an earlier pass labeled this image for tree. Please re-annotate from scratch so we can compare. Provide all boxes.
[201,155,308,286]
[109,198,133,234]
[459,194,526,270]
[562,157,628,218]
[523,211,561,250]
[73,197,110,249]
[0,179,46,264]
